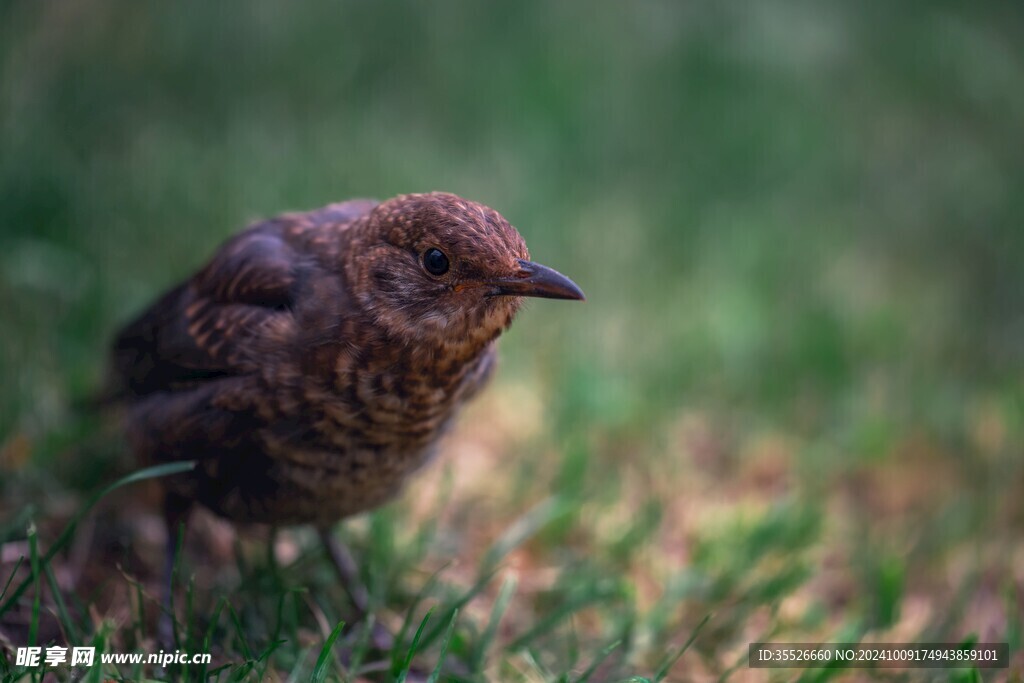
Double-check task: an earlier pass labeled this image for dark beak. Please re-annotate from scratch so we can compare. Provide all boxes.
[489,259,586,301]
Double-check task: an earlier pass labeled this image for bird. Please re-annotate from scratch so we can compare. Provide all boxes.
[108,191,584,617]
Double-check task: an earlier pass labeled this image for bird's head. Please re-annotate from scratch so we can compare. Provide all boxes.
[348,192,584,348]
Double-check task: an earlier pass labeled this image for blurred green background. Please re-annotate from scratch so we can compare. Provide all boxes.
[1,1,1022,679]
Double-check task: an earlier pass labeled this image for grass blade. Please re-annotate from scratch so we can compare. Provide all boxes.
[394,561,449,662]
[395,606,435,682]
[506,591,612,653]
[481,497,569,574]
[43,560,80,643]
[653,613,710,682]
[27,522,40,647]
[310,618,345,683]
[426,608,458,683]
[418,568,498,651]
[0,461,196,618]
[0,556,23,603]
[225,602,255,663]
[471,574,517,673]
[346,611,377,678]
[419,498,570,652]
[574,639,621,683]
[197,596,228,682]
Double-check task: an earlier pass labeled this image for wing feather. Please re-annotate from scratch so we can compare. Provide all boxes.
[109,200,376,397]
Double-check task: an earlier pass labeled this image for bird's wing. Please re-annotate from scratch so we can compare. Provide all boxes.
[110,200,377,397]
[111,225,298,397]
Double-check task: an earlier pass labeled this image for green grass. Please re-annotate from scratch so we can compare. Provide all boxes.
[2,1,1023,680]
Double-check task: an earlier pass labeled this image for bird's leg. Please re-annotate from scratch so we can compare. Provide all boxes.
[317,527,394,652]
[159,492,190,648]
[318,527,370,615]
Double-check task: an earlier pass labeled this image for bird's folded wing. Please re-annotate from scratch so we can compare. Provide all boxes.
[110,200,377,398]
[110,225,297,397]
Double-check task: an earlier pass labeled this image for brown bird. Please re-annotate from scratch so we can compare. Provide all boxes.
[109,191,584,613]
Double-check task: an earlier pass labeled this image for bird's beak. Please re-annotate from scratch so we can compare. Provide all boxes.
[488,259,586,301]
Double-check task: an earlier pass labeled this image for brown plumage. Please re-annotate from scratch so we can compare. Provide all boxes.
[110,192,584,530]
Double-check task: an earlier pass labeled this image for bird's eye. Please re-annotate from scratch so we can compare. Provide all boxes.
[422,248,450,276]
